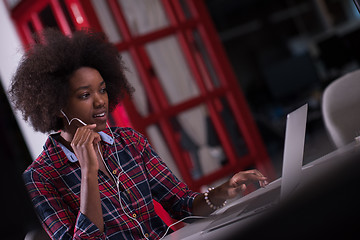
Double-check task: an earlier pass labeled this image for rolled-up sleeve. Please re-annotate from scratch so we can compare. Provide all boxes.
[23,169,106,240]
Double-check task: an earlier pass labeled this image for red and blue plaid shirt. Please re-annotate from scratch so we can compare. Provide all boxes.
[23,127,199,239]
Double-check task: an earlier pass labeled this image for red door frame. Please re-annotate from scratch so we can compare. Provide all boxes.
[9,0,275,191]
[81,0,276,190]
[9,0,276,231]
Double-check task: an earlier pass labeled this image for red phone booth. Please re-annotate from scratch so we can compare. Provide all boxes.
[7,0,275,230]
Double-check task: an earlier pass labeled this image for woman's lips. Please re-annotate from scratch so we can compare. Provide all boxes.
[93,112,107,123]
[93,112,105,118]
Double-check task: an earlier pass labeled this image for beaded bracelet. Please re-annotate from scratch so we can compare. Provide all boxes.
[204,187,226,210]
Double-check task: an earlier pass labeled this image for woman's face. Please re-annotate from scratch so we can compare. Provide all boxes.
[62,67,109,133]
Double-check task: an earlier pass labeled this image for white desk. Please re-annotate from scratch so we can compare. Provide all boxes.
[164,141,360,240]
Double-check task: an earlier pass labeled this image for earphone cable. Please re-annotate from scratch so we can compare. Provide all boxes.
[61,113,207,239]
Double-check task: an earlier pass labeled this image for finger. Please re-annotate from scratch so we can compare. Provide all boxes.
[92,132,101,145]
[83,129,100,147]
[81,124,101,144]
[75,124,96,134]
[85,124,97,129]
[72,127,92,147]
[244,169,265,178]
[247,169,268,187]
[236,170,268,187]
[72,129,98,163]
[78,125,98,139]
[241,171,267,182]
[71,127,84,146]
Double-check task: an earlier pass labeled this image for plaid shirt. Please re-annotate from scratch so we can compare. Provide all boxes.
[23,127,199,240]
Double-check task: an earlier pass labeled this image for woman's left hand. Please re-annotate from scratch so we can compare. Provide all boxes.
[220,169,268,199]
[192,169,268,216]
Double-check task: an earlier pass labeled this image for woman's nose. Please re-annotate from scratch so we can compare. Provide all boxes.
[94,93,105,108]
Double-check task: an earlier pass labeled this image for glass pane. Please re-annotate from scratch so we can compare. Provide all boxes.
[215,98,249,158]
[146,124,182,181]
[145,36,200,105]
[118,0,169,36]
[90,0,122,43]
[174,99,249,179]
[27,21,36,35]
[59,0,76,32]
[39,5,59,29]
[121,51,153,116]
[5,0,21,10]
[173,105,224,179]
[191,30,221,88]
[179,0,193,19]
[25,21,36,43]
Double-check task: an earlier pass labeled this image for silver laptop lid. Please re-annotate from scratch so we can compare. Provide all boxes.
[281,103,308,199]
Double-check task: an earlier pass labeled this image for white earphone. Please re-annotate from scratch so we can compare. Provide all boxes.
[60,109,87,126]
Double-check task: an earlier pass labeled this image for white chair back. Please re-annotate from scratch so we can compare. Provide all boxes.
[322,69,360,148]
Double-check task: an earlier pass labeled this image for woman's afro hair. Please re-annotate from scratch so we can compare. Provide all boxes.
[9,28,133,133]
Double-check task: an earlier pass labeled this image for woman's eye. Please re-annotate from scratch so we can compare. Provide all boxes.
[79,93,90,99]
[100,88,107,94]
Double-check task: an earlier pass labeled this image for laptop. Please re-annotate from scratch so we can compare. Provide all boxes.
[202,103,308,233]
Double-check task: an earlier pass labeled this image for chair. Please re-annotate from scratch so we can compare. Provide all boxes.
[322,69,360,148]
[24,228,50,240]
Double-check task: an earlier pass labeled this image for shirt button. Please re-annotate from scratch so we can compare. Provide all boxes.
[112,170,117,174]
[144,233,149,238]
[132,213,137,218]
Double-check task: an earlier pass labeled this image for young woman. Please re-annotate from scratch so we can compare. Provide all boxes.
[9,29,267,240]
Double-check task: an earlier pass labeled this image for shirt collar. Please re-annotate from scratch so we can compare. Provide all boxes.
[59,131,114,163]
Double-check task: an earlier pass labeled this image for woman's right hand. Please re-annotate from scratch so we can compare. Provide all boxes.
[71,124,101,174]
[71,124,105,232]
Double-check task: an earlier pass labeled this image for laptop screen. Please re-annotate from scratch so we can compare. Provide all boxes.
[280,104,308,199]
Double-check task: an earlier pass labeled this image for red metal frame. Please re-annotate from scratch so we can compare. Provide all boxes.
[81,0,276,189]
[188,0,275,176]
[9,0,276,231]
[63,0,90,30]
[9,0,275,192]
